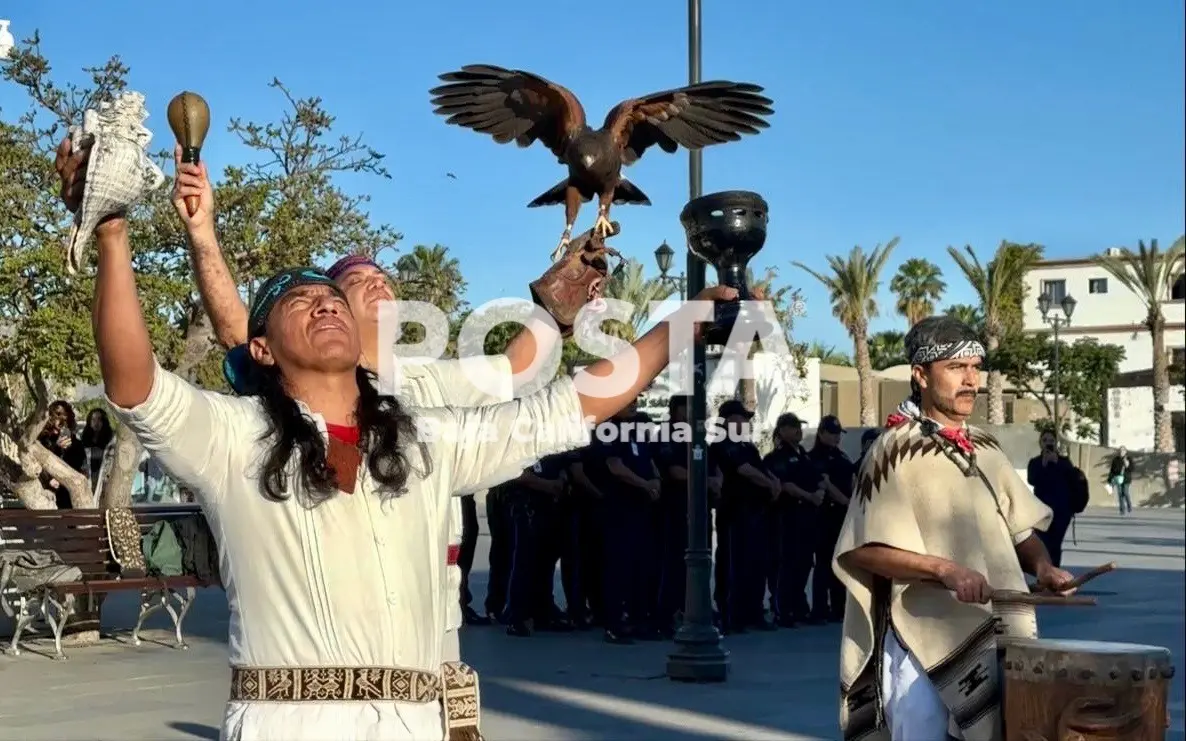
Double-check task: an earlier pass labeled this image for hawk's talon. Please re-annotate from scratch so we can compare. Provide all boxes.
[550,235,572,263]
[593,214,613,239]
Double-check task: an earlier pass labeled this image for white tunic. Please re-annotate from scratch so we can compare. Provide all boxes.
[107,359,589,741]
[398,359,514,639]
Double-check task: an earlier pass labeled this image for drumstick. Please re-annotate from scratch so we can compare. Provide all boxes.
[1026,562,1117,593]
[990,589,1097,607]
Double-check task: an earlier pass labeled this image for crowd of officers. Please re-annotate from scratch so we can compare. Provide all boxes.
[461,395,882,645]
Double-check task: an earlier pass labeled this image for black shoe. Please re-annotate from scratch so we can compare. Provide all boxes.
[536,616,575,632]
[777,617,798,629]
[485,609,508,625]
[462,606,491,626]
[751,618,778,631]
[506,621,532,637]
[828,612,845,623]
[604,629,634,645]
[806,614,829,626]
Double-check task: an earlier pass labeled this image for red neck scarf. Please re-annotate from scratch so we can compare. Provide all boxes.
[885,412,974,455]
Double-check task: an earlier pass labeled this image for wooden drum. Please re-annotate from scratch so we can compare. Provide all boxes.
[1002,638,1174,741]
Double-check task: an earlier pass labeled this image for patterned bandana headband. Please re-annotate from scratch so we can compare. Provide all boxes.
[909,339,986,365]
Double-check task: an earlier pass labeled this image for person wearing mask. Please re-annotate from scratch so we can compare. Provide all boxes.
[655,395,722,635]
[502,455,570,637]
[600,400,662,643]
[709,399,780,633]
[809,415,854,623]
[1026,431,1080,567]
[80,408,115,492]
[38,400,88,508]
[1108,446,1133,515]
[763,413,824,628]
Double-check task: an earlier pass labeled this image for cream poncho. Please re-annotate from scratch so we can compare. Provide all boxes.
[832,419,1053,741]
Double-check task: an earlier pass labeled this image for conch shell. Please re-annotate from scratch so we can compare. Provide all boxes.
[64,91,165,274]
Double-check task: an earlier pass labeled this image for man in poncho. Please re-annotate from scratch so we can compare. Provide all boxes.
[832,316,1076,741]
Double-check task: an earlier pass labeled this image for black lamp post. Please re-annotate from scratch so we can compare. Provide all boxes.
[1037,292,1077,438]
[654,241,687,300]
[665,0,730,684]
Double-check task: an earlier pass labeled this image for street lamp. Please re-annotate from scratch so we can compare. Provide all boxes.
[665,0,730,684]
[654,240,687,299]
[1038,292,1077,438]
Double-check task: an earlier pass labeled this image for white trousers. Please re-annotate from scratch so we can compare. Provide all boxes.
[881,632,952,741]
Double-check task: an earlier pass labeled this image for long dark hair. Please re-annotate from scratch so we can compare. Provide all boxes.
[81,408,114,449]
[254,365,422,506]
[42,400,78,439]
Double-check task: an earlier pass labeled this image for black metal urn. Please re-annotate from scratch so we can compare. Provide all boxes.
[680,190,772,346]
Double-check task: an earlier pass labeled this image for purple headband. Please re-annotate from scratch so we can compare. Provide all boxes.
[326,254,383,281]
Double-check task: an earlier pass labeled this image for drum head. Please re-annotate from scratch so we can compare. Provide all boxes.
[1007,638,1170,657]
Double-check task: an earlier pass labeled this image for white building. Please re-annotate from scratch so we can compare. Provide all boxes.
[1023,250,1186,374]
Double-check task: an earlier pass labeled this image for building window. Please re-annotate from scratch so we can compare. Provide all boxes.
[1172,347,1186,369]
[1088,278,1108,294]
[1040,279,1066,303]
[1172,273,1185,300]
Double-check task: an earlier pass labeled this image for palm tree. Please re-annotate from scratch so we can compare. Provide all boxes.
[394,244,467,317]
[602,259,676,341]
[868,330,907,370]
[804,341,853,366]
[944,304,986,337]
[793,238,899,425]
[1095,237,1186,452]
[946,241,1043,424]
[889,258,946,326]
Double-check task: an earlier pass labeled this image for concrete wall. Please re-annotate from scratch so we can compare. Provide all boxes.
[1105,384,1186,452]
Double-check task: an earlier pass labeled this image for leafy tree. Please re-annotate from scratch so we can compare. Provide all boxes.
[946,240,1043,424]
[1,33,400,507]
[868,330,907,370]
[794,238,900,425]
[993,334,1126,439]
[889,258,945,326]
[1094,237,1185,452]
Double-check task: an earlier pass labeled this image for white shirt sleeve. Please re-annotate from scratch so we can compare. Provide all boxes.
[104,359,253,505]
[401,355,515,407]
[419,375,589,497]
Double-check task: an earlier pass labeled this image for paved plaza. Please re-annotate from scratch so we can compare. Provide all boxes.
[1,508,1183,740]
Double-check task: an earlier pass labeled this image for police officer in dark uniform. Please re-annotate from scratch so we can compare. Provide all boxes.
[503,454,568,637]
[709,399,780,633]
[763,413,823,627]
[855,428,879,473]
[809,414,854,623]
[600,400,662,643]
[458,492,490,625]
[654,395,722,636]
[483,481,513,623]
[536,449,584,629]
[570,440,609,628]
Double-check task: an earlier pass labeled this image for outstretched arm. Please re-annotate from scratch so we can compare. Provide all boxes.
[173,146,249,348]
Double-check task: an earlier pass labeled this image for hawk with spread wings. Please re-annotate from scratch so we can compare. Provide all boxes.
[429,64,774,261]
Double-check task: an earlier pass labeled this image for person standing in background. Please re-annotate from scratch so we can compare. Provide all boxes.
[1109,446,1133,515]
[1027,431,1080,567]
[38,400,88,508]
[456,491,489,626]
[809,415,854,623]
[80,408,115,492]
[763,413,823,628]
[710,399,780,634]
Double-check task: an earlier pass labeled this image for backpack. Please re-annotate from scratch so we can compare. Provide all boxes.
[141,520,184,577]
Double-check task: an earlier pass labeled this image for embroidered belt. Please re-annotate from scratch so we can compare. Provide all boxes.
[229,662,481,738]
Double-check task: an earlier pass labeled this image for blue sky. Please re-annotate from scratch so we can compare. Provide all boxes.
[2,1,1183,349]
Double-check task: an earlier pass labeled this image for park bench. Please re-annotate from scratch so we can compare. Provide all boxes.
[0,504,214,660]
